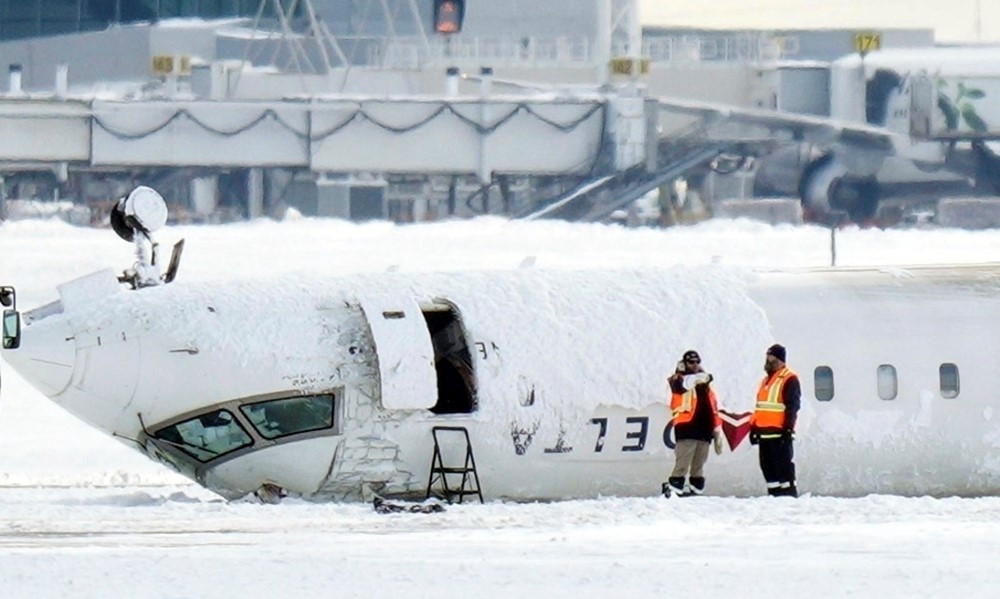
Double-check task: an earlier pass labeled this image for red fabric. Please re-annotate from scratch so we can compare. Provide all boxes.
[718,409,753,450]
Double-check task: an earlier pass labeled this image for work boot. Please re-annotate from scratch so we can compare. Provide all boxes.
[773,483,798,497]
[664,477,686,497]
[688,477,705,496]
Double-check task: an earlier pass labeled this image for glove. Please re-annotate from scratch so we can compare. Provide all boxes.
[783,429,795,443]
[712,429,724,455]
[749,431,759,445]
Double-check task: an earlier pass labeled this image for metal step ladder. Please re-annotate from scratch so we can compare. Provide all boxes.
[426,426,483,504]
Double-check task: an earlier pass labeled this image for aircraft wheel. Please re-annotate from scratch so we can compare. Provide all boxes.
[830,177,879,224]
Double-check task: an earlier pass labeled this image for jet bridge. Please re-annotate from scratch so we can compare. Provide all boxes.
[0,95,607,180]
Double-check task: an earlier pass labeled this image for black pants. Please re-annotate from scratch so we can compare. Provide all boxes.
[758,436,796,496]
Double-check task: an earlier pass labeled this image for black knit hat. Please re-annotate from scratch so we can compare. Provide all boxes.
[682,350,701,363]
[767,344,786,362]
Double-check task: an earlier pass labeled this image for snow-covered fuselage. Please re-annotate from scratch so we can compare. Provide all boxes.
[4,263,1000,500]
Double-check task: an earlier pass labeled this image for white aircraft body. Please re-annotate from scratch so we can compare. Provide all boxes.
[3,208,1000,501]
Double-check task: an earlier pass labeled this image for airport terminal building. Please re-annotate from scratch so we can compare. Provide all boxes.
[4,1,987,229]
[0,1,607,43]
[0,0,642,223]
[0,1,262,40]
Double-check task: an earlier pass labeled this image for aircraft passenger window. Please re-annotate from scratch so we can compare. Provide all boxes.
[940,363,960,399]
[240,394,336,440]
[877,364,898,400]
[154,410,252,462]
[814,366,834,401]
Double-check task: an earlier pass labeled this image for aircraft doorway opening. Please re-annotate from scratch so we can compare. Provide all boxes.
[422,303,476,414]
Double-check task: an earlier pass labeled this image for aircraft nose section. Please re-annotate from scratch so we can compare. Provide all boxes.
[4,307,141,436]
[4,269,142,435]
[2,313,75,397]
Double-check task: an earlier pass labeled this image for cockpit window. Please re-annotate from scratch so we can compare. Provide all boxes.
[240,394,335,440]
[154,409,252,462]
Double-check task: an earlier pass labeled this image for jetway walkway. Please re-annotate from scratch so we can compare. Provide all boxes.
[0,96,606,178]
[1,93,758,224]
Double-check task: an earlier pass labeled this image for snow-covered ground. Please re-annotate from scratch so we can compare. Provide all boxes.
[5,486,1000,598]
[4,216,1000,597]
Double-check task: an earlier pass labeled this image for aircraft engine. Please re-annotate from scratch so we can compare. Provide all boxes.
[798,153,880,224]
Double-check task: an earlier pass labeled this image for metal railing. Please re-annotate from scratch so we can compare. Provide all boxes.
[642,33,794,64]
[375,33,796,70]
[379,35,594,69]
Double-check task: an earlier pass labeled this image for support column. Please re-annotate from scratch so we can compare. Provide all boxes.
[596,0,612,85]
[445,66,460,96]
[247,168,264,219]
[55,64,68,98]
[477,66,493,186]
[190,176,218,218]
[8,64,23,95]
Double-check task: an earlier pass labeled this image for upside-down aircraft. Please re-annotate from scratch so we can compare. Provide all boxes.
[2,188,1000,502]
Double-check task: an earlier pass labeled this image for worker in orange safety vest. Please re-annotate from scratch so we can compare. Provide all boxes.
[663,349,723,497]
[749,343,801,497]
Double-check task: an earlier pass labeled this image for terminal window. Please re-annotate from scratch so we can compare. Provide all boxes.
[0,1,302,41]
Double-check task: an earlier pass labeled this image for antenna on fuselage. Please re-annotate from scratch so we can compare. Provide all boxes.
[111,186,184,289]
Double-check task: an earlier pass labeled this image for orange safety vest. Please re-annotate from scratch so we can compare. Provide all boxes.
[751,366,796,430]
[670,384,721,428]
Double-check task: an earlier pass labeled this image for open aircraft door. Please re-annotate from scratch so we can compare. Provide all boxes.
[359,297,437,410]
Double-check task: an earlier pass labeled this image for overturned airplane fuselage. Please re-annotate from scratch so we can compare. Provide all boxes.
[5,260,1000,500]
